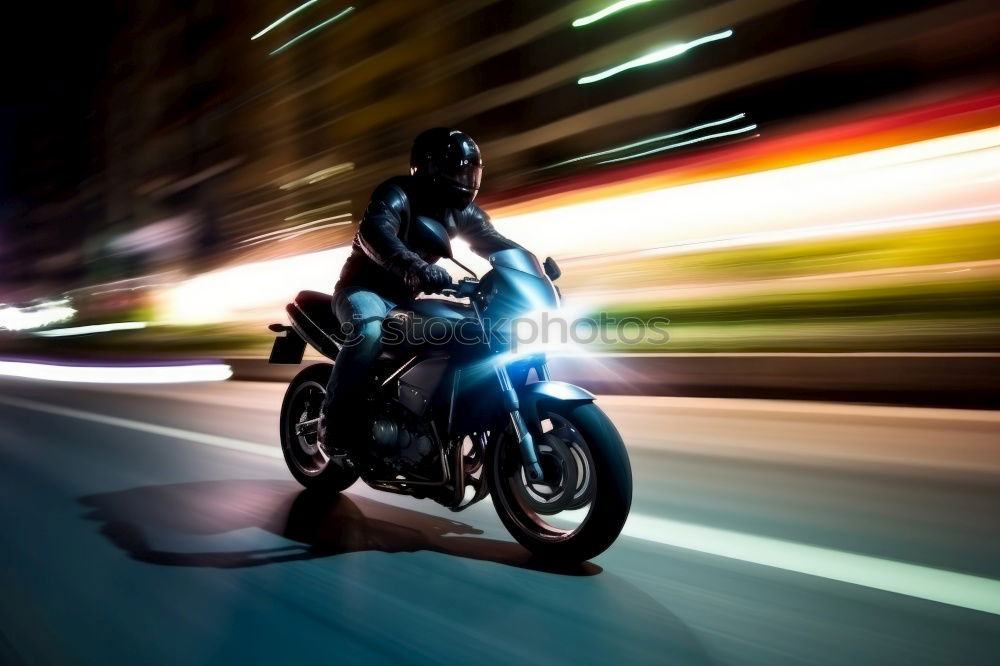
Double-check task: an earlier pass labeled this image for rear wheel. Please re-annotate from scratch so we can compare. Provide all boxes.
[279,363,358,493]
[487,401,632,562]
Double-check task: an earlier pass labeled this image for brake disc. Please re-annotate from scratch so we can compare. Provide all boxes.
[550,424,595,511]
[512,433,579,516]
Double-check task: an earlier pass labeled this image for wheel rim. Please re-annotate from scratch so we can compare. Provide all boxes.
[496,412,597,542]
[286,380,329,477]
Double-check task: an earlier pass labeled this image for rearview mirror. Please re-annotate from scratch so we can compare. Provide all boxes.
[543,256,561,281]
[409,216,453,258]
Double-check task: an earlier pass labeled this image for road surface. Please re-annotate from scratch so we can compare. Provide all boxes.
[0,378,998,665]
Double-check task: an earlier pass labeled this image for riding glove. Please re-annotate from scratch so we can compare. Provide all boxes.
[406,262,452,293]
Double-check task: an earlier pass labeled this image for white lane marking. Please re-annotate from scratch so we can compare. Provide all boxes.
[622,515,1000,616]
[0,394,279,459]
[0,360,232,384]
[3,393,999,616]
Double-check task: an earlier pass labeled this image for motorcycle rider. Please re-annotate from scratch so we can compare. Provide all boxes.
[319,127,525,451]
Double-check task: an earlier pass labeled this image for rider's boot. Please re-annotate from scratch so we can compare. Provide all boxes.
[318,398,365,458]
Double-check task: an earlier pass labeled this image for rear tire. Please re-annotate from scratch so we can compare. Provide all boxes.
[487,401,632,563]
[279,363,359,494]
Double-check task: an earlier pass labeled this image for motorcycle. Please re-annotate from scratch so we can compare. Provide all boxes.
[268,216,632,562]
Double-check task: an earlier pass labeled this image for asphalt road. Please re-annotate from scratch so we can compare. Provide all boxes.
[0,377,998,665]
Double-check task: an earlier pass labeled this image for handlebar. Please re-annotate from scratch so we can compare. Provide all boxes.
[439,278,479,298]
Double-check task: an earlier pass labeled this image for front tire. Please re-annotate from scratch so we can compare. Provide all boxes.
[279,363,359,493]
[487,401,632,562]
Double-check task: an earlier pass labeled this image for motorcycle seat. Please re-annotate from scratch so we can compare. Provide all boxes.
[287,291,347,357]
[293,290,340,334]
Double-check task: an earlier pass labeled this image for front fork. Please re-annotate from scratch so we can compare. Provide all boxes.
[495,363,545,481]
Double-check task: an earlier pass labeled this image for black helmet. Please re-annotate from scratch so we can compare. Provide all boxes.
[410,128,483,209]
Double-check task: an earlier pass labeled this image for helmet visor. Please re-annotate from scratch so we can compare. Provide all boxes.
[441,162,483,193]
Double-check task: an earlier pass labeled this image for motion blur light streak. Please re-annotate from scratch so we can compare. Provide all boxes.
[0,361,232,384]
[278,162,354,190]
[239,221,329,245]
[268,6,355,56]
[0,300,76,331]
[572,0,659,28]
[502,90,1000,217]
[299,214,352,226]
[496,124,1000,259]
[284,201,350,221]
[239,218,353,248]
[251,0,322,40]
[238,213,351,245]
[33,322,148,337]
[622,515,1000,616]
[670,205,1000,256]
[542,113,748,169]
[274,219,353,240]
[161,247,352,324]
[87,283,174,297]
[155,123,1000,322]
[596,124,758,164]
[577,29,734,84]
[63,275,177,298]
[633,203,1000,257]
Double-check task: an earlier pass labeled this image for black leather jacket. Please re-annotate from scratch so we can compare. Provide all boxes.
[336,175,523,302]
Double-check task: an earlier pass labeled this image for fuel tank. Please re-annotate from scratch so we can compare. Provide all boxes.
[381,298,480,355]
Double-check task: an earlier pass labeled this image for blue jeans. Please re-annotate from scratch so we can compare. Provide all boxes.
[323,287,396,437]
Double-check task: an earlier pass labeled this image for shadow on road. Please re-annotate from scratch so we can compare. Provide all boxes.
[79,479,600,575]
[78,479,713,663]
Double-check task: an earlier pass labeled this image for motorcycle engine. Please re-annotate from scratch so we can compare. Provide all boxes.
[369,406,439,480]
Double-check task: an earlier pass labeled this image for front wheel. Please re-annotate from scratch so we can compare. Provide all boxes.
[487,401,632,562]
[279,363,359,493]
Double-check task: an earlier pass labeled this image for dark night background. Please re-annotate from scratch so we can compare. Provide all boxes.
[1,5,114,211]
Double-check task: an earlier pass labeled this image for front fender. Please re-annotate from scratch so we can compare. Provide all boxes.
[517,381,595,426]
